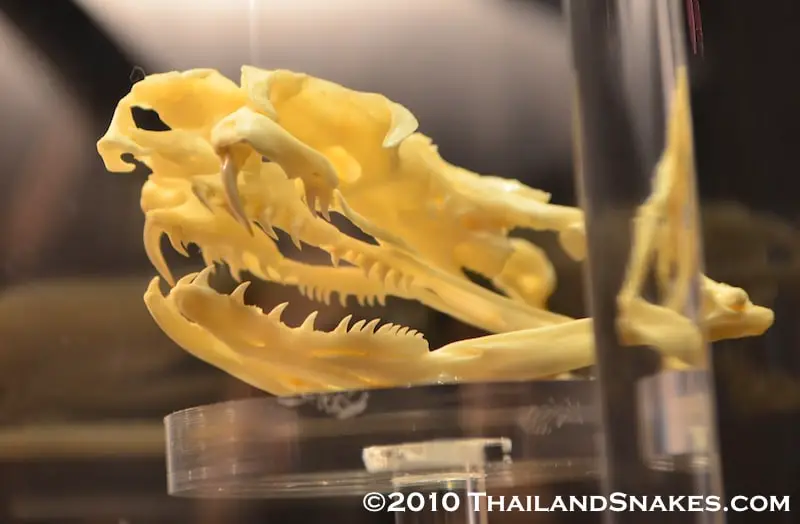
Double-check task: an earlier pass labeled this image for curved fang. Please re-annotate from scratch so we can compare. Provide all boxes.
[143,218,175,286]
[221,154,253,233]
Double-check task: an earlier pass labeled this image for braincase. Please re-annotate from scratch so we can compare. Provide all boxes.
[129,69,247,134]
[267,71,399,152]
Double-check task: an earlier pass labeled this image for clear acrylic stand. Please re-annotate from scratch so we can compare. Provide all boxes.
[364,438,510,524]
[163,380,598,521]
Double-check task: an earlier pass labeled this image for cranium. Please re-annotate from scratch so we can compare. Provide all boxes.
[96,65,773,396]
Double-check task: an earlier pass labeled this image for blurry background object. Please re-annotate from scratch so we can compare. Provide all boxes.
[0,276,229,424]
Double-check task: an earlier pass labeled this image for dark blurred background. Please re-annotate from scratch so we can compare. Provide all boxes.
[0,0,797,522]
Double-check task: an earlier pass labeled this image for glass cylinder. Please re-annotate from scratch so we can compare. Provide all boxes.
[565,0,724,522]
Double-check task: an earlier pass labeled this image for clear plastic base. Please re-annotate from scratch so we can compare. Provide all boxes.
[164,380,600,499]
[637,369,714,473]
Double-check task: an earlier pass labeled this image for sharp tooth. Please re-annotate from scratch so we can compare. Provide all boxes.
[356,295,366,306]
[194,265,215,287]
[377,323,394,334]
[351,320,366,332]
[299,311,319,331]
[398,327,410,336]
[305,187,318,216]
[267,302,289,320]
[390,326,402,335]
[401,275,414,292]
[370,263,389,282]
[145,276,164,298]
[384,270,398,288]
[175,273,197,287]
[322,291,332,305]
[377,294,387,306]
[256,222,279,241]
[289,217,303,250]
[318,193,332,221]
[338,293,348,307]
[221,154,252,234]
[265,266,282,281]
[226,258,244,282]
[164,232,189,256]
[391,272,404,288]
[143,218,174,286]
[333,315,352,334]
[257,210,279,240]
[191,182,214,212]
[364,319,380,333]
[329,252,340,267]
[230,281,251,303]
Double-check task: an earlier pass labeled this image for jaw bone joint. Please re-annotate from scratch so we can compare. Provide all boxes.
[97,66,774,396]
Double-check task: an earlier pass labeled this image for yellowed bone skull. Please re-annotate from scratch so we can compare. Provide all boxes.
[96,66,773,396]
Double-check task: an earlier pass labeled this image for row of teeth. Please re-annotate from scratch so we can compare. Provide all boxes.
[264,304,425,339]
[194,169,329,255]
[146,223,282,284]
[254,207,309,251]
[221,155,335,240]
[325,246,415,291]
[253,210,417,295]
[192,179,412,292]
[185,233,394,308]
[152,173,418,309]
[212,176,417,295]
[149,218,413,290]
[148,223,418,321]
[176,266,423,339]
[297,284,387,307]
[149,221,398,309]
[192,166,416,295]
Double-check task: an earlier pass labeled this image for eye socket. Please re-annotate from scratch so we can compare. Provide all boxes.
[132,107,171,132]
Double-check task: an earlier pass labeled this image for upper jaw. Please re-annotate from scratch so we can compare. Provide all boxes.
[140,175,283,287]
